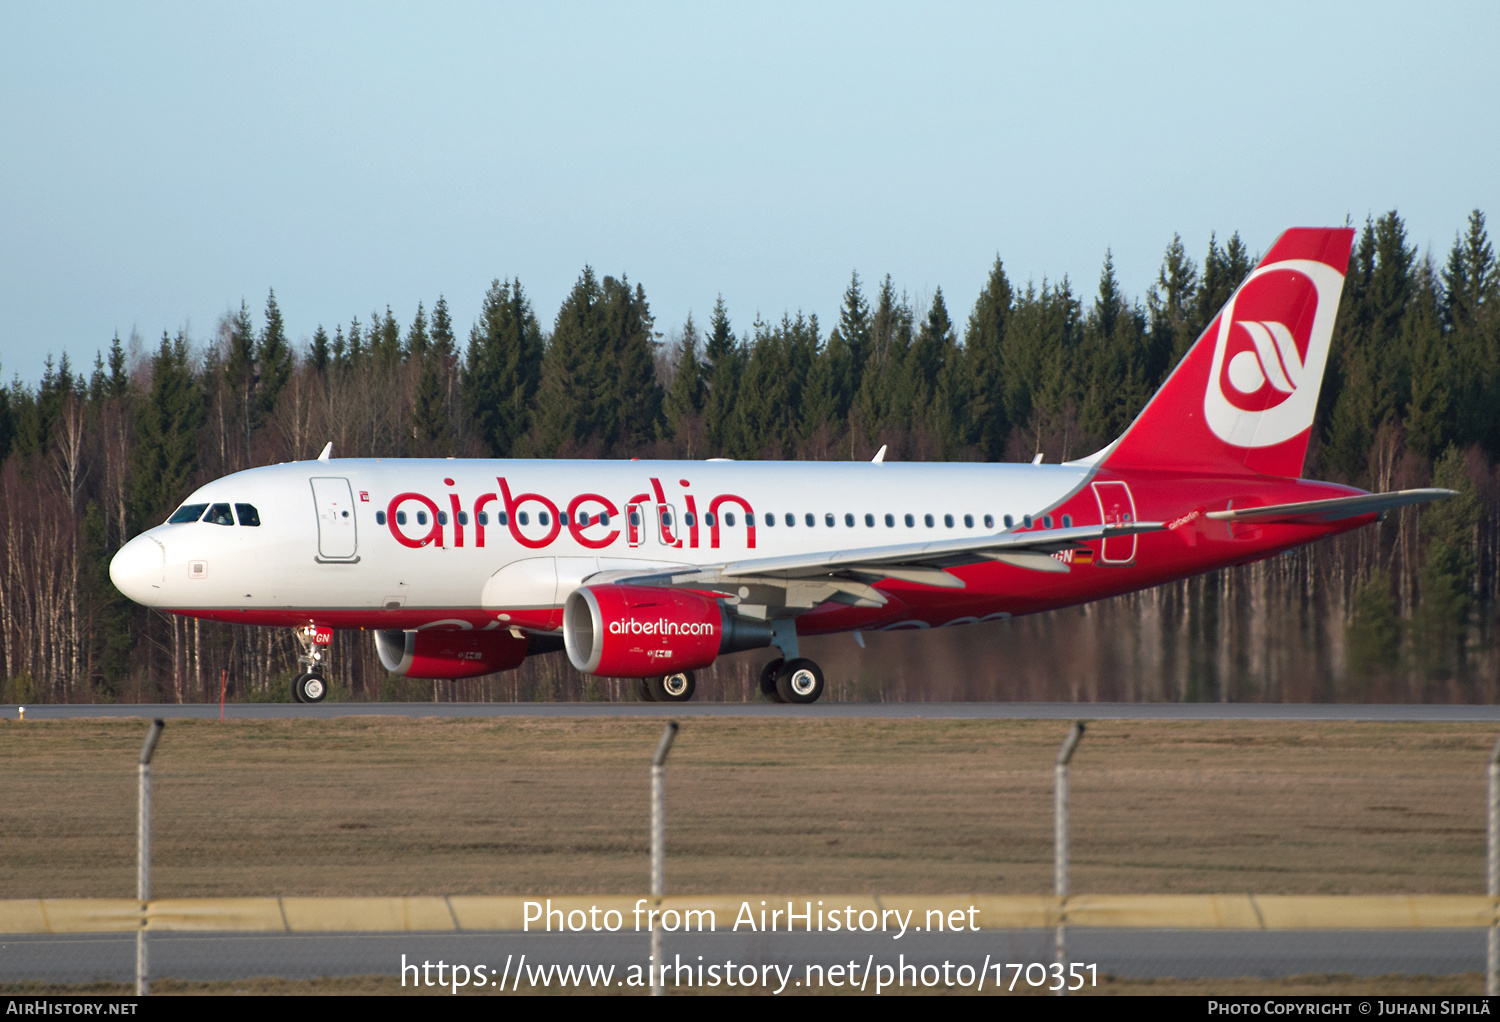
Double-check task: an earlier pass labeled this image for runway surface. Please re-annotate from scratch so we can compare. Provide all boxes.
[6,701,1500,721]
[0,929,1480,985]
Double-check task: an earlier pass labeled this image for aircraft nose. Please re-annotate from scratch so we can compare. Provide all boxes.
[110,534,165,607]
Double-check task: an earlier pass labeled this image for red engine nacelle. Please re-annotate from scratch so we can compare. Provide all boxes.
[375,628,529,679]
[563,584,773,677]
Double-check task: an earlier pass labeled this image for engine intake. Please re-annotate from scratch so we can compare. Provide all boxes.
[375,628,528,679]
[563,584,773,677]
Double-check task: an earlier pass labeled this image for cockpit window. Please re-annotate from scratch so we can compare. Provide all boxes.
[235,503,261,527]
[205,503,235,526]
[167,503,209,524]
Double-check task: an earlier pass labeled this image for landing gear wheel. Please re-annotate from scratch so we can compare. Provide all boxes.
[637,677,656,702]
[293,671,328,704]
[759,658,785,703]
[649,672,696,702]
[775,658,824,704]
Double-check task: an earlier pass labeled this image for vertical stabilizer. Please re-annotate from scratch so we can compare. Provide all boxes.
[1103,227,1354,478]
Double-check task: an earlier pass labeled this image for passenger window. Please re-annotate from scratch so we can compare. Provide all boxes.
[578,511,591,527]
[725,512,735,527]
[458,511,469,526]
[904,514,915,528]
[805,513,815,527]
[764,513,775,526]
[206,503,234,526]
[704,512,715,527]
[685,512,695,527]
[1023,515,1033,528]
[376,511,387,526]
[167,503,209,524]
[825,513,835,527]
[598,512,610,526]
[964,514,974,528]
[943,514,954,528]
[1043,514,1054,529]
[234,504,261,527]
[558,512,569,526]
[630,511,641,526]
[417,511,429,526]
[845,513,854,527]
[477,512,487,526]
[497,512,508,526]
[397,511,407,526]
[437,511,448,526]
[865,514,875,527]
[1003,515,1013,529]
[985,514,995,529]
[784,513,795,527]
[538,511,550,526]
[885,514,895,527]
[661,511,672,527]
[1062,514,1073,528]
[518,512,529,526]
[924,514,934,527]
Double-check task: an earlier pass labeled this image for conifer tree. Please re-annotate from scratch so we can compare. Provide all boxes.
[663,313,705,453]
[836,271,873,399]
[1412,446,1479,682]
[129,331,204,528]
[406,303,429,360]
[466,278,544,456]
[600,276,663,454]
[964,255,1013,460]
[225,301,257,451]
[257,289,293,417]
[309,325,331,374]
[1147,234,1199,371]
[701,296,742,456]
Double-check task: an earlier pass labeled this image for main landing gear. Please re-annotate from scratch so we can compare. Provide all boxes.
[637,671,697,703]
[290,624,330,704]
[758,657,825,704]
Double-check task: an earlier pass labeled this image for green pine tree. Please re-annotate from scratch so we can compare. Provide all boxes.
[963,255,1013,460]
[465,279,544,457]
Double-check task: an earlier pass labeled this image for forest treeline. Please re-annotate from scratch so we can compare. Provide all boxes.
[1,209,1496,704]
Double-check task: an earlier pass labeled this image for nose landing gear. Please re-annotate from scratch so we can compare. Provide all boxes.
[291,624,332,704]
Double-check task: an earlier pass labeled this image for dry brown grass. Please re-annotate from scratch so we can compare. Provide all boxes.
[1,716,1494,899]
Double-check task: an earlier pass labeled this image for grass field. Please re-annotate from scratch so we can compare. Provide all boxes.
[1,715,1494,899]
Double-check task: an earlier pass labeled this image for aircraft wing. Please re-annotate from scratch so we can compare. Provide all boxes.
[1204,488,1454,525]
[587,521,1166,605]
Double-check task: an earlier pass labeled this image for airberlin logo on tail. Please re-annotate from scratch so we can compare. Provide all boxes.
[1204,259,1345,449]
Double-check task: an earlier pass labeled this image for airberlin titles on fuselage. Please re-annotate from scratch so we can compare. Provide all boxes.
[383,475,760,552]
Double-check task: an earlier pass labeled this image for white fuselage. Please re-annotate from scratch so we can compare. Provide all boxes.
[110,458,1089,623]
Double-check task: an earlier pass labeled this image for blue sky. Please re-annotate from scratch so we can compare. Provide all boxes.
[2,2,1496,382]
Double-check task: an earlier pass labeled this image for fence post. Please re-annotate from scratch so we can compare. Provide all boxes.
[136,719,164,997]
[650,721,678,997]
[1488,736,1499,996]
[1055,721,1085,995]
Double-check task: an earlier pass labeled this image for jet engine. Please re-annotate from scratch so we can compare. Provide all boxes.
[375,628,529,679]
[563,584,773,677]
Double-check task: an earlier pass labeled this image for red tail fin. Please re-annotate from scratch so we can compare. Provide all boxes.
[1103,227,1354,478]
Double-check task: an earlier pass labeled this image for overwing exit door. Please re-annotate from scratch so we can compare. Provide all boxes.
[311,477,359,562]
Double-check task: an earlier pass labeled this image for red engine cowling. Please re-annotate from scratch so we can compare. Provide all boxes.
[564,584,771,677]
[375,628,528,679]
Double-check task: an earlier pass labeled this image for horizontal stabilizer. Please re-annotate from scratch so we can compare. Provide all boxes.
[1205,488,1455,525]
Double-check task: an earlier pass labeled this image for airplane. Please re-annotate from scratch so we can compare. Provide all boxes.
[109,227,1451,704]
